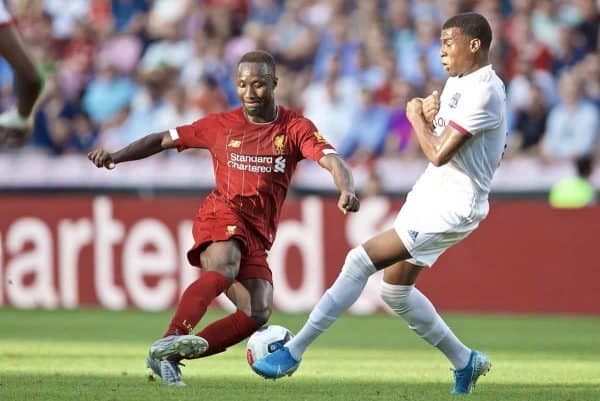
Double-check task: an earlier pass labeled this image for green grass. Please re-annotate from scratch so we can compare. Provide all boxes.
[1,309,599,401]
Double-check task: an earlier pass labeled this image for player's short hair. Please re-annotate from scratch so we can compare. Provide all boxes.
[238,50,276,75]
[442,12,492,51]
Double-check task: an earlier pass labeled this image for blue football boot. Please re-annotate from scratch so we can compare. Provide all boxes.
[251,346,301,379]
[451,350,492,394]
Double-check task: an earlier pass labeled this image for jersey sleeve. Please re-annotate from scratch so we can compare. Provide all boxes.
[169,115,216,152]
[293,118,337,162]
[449,85,502,137]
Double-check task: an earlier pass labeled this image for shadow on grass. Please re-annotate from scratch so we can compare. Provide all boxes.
[1,373,599,401]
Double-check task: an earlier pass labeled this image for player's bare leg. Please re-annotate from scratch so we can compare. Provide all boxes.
[0,24,42,145]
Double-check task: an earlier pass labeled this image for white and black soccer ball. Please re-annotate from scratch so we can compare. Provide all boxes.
[246,325,294,366]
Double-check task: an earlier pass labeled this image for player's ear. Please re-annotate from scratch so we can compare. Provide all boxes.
[470,38,481,53]
[272,76,278,89]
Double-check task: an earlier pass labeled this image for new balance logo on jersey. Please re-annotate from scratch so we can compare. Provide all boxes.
[408,230,419,241]
[228,139,242,148]
[274,156,286,173]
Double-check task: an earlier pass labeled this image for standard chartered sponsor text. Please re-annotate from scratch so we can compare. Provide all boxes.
[228,153,282,173]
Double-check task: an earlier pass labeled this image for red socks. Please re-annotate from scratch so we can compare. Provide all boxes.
[164,270,261,358]
[195,309,261,357]
[164,271,230,336]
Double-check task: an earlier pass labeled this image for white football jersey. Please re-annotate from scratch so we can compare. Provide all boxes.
[0,0,11,25]
[415,64,507,202]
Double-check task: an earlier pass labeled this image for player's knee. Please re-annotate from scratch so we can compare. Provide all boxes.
[200,256,240,281]
[250,305,272,327]
[380,282,413,315]
[340,246,376,282]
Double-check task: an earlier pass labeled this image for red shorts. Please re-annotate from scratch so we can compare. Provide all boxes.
[187,206,272,284]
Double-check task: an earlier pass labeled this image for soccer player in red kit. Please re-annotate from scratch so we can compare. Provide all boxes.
[88,50,359,386]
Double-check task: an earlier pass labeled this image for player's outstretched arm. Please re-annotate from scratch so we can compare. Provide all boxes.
[318,154,360,214]
[406,98,469,167]
[88,131,176,169]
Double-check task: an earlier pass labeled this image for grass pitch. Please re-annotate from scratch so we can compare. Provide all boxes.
[1,309,599,401]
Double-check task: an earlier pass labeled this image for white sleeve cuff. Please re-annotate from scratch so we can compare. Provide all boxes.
[323,149,337,155]
[169,128,179,140]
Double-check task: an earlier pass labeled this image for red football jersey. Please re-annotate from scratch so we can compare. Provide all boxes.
[171,106,336,248]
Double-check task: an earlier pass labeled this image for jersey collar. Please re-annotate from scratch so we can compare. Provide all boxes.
[242,105,280,125]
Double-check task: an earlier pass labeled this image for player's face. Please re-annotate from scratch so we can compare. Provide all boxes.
[236,62,277,119]
[439,27,475,77]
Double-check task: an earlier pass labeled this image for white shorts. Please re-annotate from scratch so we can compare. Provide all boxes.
[394,189,489,267]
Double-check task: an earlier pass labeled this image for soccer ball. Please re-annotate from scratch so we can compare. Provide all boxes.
[246,325,293,366]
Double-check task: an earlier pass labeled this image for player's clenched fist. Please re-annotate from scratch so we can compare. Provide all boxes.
[406,98,424,119]
[88,149,116,169]
[338,190,360,214]
[422,90,440,123]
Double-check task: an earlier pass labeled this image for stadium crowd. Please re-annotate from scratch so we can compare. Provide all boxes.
[0,0,598,191]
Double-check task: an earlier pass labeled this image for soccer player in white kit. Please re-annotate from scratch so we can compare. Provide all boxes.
[253,12,506,395]
[0,0,42,145]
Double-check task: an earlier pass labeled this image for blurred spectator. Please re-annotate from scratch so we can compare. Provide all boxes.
[549,156,596,208]
[508,57,557,111]
[191,74,228,116]
[574,52,600,107]
[530,1,573,54]
[0,0,597,186]
[573,0,599,52]
[95,33,143,74]
[384,79,419,158]
[542,73,599,161]
[155,85,198,130]
[301,55,359,149]
[387,0,416,60]
[43,0,91,39]
[57,20,96,100]
[312,15,361,81]
[224,22,267,66]
[504,13,553,79]
[269,1,317,70]
[551,24,589,74]
[248,0,283,26]
[396,17,445,85]
[510,84,549,153]
[339,86,391,162]
[69,111,99,151]
[82,59,136,123]
[147,0,193,38]
[349,44,386,90]
[122,68,174,140]
[138,21,193,73]
[111,0,150,33]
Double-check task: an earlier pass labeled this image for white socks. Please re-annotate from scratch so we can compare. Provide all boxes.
[286,246,376,361]
[380,282,471,370]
